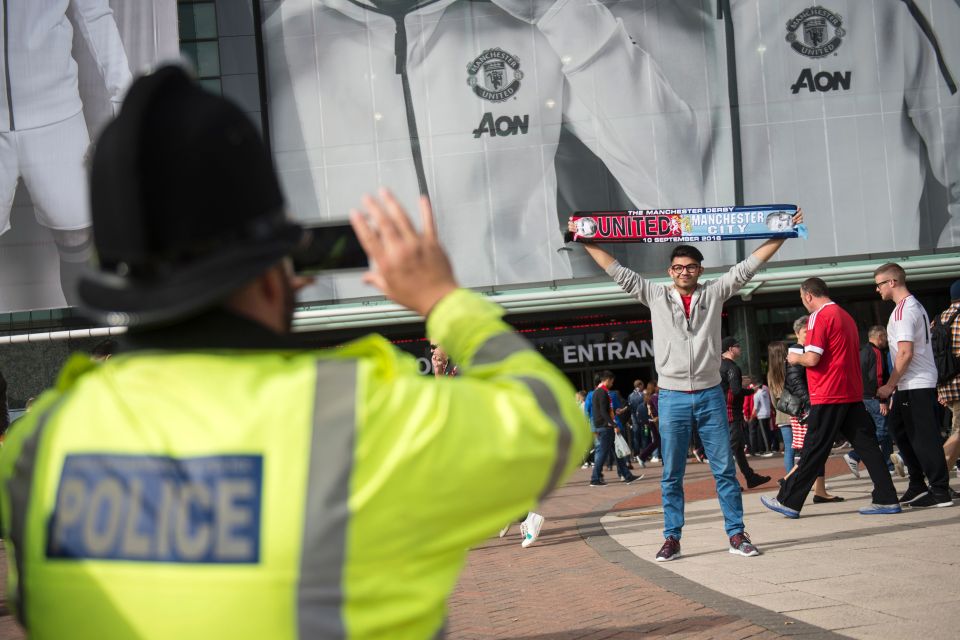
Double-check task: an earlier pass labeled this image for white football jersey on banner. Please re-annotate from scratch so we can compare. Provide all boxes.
[262,0,704,296]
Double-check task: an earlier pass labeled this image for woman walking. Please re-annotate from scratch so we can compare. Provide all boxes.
[767,341,795,473]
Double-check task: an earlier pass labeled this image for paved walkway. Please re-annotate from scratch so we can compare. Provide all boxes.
[604,465,960,639]
[448,453,960,639]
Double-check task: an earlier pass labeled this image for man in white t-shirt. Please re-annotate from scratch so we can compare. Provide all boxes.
[874,262,953,508]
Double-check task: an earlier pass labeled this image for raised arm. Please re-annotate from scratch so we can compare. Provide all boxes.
[568,217,617,271]
[350,192,590,548]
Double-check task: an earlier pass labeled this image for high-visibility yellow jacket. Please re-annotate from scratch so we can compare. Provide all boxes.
[0,289,588,639]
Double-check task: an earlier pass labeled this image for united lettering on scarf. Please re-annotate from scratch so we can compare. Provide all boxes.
[565,204,807,244]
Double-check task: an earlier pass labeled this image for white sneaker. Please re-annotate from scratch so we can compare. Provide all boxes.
[521,512,544,548]
[499,522,511,538]
[890,453,905,478]
[637,458,646,468]
[843,453,860,479]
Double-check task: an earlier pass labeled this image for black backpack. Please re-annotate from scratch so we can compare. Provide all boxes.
[931,307,960,385]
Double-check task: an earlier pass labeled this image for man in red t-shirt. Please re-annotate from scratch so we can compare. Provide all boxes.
[761,278,900,517]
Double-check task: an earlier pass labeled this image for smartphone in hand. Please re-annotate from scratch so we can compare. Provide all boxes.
[292,223,368,275]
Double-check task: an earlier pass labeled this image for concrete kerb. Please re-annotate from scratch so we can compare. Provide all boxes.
[577,498,848,640]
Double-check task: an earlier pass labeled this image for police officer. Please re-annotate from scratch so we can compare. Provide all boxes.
[0,66,588,639]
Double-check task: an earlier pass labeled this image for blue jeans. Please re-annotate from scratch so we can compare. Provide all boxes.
[779,424,794,472]
[848,399,894,471]
[658,385,744,540]
[591,428,631,483]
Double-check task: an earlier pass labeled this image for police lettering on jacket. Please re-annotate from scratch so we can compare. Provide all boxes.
[47,454,263,563]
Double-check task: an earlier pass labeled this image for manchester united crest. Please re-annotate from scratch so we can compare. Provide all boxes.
[785,6,845,58]
[467,48,523,102]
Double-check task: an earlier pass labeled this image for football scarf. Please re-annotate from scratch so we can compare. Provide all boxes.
[565,204,807,244]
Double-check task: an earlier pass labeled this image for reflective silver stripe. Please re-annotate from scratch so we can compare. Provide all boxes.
[470,333,572,499]
[470,332,532,366]
[7,399,62,628]
[517,376,572,500]
[298,360,357,639]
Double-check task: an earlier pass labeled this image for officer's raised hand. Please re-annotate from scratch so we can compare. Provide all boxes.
[350,189,457,317]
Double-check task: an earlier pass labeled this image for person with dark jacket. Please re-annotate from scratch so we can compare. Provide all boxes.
[845,326,901,476]
[627,379,649,460]
[784,344,811,419]
[590,370,640,487]
[720,337,770,488]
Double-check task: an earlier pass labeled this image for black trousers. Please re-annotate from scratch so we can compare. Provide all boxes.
[887,388,951,499]
[748,417,771,453]
[729,419,760,481]
[778,402,897,512]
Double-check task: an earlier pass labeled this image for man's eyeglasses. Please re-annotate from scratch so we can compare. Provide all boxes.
[670,264,701,274]
[875,279,896,291]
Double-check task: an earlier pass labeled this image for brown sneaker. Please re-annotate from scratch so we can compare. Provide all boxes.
[729,532,760,557]
[655,536,681,562]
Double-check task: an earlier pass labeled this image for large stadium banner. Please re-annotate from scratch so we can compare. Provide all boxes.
[260,0,959,304]
[0,0,179,314]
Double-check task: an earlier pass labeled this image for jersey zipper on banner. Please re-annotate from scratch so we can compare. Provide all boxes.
[2,0,14,130]
[717,0,744,260]
[391,13,430,198]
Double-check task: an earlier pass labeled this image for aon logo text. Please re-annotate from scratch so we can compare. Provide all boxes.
[791,69,852,94]
[473,113,529,138]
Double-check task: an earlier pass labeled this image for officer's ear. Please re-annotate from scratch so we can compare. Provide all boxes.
[258,261,293,306]
[223,262,289,331]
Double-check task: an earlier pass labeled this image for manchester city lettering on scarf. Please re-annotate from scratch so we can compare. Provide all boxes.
[47,454,263,564]
[565,205,806,244]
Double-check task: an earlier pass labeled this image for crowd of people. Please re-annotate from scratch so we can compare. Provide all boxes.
[574,211,959,561]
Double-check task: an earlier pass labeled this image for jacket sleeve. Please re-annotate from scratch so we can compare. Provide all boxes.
[606,260,657,306]
[898,1,960,248]
[354,289,591,555]
[538,0,705,209]
[859,345,873,393]
[712,254,762,301]
[784,354,811,411]
[719,360,734,395]
[68,0,133,105]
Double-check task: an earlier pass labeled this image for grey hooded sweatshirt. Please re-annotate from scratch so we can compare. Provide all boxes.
[605,255,761,391]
